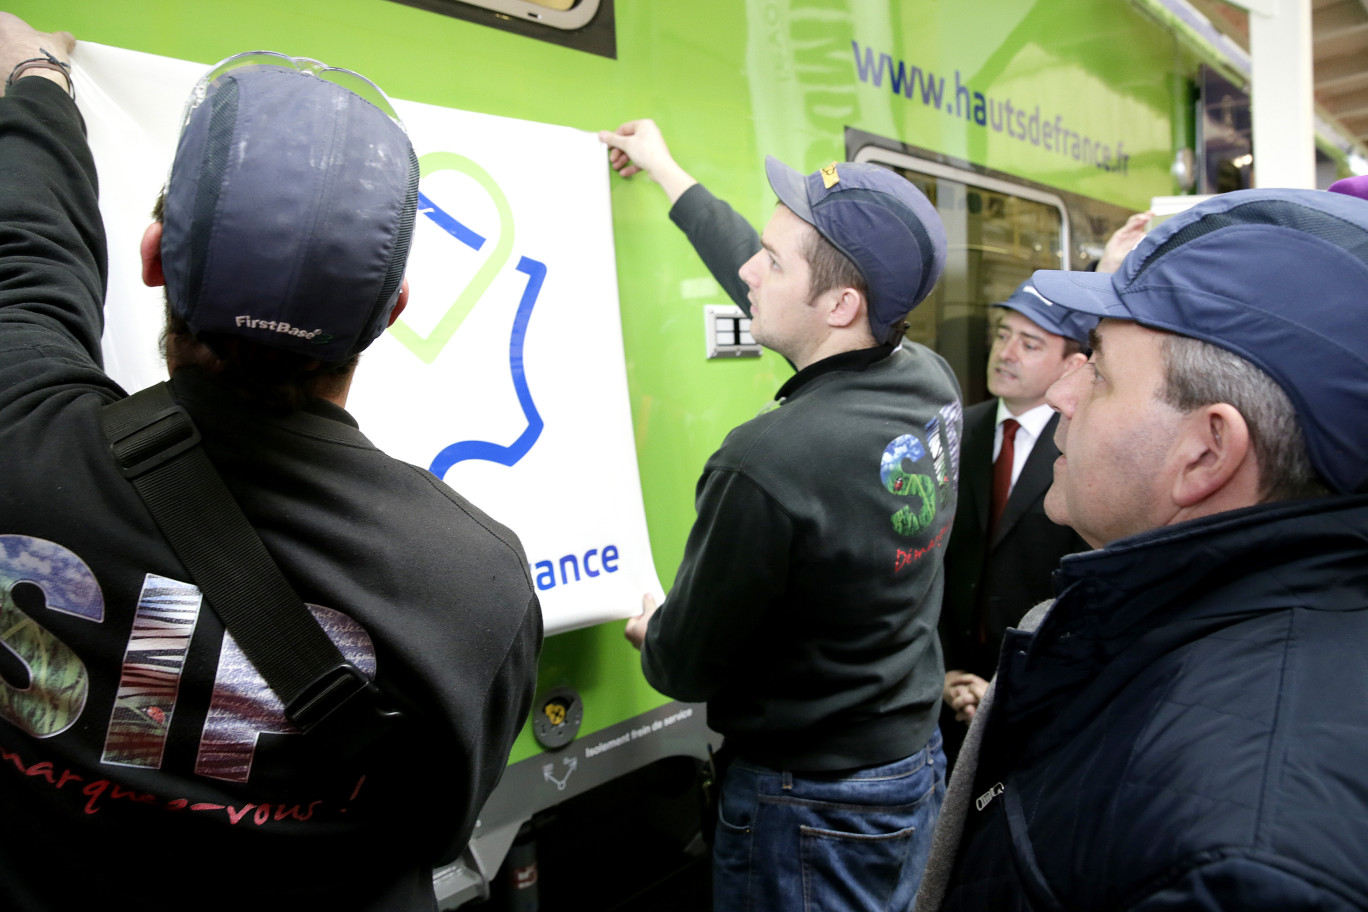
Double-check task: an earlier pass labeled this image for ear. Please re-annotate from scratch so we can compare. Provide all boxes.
[387,278,410,326]
[1170,403,1255,509]
[1061,350,1088,376]
[825,286,865,331]
[140,222,165,288]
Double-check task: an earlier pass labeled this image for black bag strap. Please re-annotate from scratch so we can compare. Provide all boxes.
[101,382,402,743]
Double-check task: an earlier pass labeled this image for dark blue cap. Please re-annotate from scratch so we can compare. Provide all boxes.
[765,157,947,344]
[1031,188,1368,494]
[991,280,1098,348]
[162,63,418,360]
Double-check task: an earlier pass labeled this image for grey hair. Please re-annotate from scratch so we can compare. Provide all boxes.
[1159,335,1329,502]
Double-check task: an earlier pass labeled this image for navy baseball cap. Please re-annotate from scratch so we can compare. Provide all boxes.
[765,157,947,344]
[162,52,419,361]
[1030,188,1368,495]
[991,280,1098,348]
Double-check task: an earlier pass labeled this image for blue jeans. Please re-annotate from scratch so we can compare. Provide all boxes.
[713,729,946,912]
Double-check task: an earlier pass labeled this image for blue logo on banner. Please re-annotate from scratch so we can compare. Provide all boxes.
[413,190,547,477]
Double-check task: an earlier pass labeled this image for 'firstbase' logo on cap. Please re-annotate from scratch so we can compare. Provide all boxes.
[235,315,328,343]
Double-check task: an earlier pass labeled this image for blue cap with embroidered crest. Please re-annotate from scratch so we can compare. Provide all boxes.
[764,157,947,345]
[1030,187,1368,495]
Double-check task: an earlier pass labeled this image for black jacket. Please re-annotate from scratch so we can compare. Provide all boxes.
[0,76,541,912]
[642,183,963,771]
[942,495,1368,911]
[940,399,1088,678]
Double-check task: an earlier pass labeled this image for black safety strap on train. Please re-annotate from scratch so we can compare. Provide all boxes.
[100,381,404,751]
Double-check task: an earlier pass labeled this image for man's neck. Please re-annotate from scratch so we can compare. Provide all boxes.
[774,343,894,401]
[788,329,882,372]
[323,371,353,408]
[166,356,355,409]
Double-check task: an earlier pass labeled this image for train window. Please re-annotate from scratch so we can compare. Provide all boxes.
[852,147,1069,406]
[387,0,614,58]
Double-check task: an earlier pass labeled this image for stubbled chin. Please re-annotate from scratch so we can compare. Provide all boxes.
[1043,480,1068,526]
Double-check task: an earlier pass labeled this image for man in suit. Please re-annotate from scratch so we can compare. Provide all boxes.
[938,282,1097,760]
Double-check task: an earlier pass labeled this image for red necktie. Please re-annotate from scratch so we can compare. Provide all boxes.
[990,419,1020,534]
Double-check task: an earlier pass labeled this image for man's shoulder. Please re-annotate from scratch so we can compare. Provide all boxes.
[405,463,532,559]
[703,404,790,474]
[809,344,961,411]
[176,379,535,570]
[326,437,535,569]
[888,340,961,391]
[964,398,997,419]
[961,398,998,432]
[721,352,956,447]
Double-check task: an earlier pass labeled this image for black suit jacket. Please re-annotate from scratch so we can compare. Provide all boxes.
[940,398,1089,678]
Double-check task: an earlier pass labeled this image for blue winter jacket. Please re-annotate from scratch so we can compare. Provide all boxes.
[942,495,1368,911]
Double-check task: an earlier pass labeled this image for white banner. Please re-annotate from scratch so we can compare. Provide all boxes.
[71,42,661,634]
